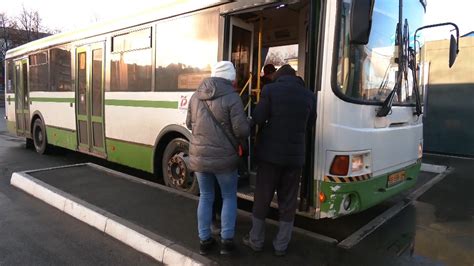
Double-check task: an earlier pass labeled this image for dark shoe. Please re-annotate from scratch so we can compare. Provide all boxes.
[199,237,216,255]
[211,221,221,235]
[242,235,263,252]
[220,238,235,255]
[274,249,287,257]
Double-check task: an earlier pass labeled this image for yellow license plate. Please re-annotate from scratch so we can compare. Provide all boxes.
[387,171,406,187]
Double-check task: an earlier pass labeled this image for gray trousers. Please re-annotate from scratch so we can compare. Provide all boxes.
[249,161,301,251]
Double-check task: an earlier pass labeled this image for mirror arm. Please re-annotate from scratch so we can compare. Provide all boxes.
[414,22,460,57]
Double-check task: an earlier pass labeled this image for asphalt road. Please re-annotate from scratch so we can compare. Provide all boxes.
[0,108,159,265]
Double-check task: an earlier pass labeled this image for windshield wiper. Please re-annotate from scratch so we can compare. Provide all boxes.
[376,17,405,117]
[377,17,423,117]
[376,70,402,117]
[409,46,422,116]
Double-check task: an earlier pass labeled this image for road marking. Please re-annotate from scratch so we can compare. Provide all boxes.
[421,163,447,173]
[337,167,452,249]
[423,152,474,161]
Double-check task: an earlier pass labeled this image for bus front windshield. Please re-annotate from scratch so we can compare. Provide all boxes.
[336,0,425,105]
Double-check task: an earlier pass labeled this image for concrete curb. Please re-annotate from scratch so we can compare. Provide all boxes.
[10,171,214,265]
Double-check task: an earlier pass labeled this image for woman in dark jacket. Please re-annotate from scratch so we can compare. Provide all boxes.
[186,61,250,255]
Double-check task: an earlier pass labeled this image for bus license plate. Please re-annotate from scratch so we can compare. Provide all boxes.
[387,171,406,187]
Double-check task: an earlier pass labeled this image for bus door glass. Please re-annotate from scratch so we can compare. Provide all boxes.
[14,59,30,137]
[75,43,106,156]
[228,17,254,97]
[228,17,255,171]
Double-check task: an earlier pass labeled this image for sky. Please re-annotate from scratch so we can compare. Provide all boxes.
[2,0,474,40]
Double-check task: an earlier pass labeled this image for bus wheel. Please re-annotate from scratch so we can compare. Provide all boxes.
[32,119,49,155]
[162,138,198,195]
[26,138,34,149]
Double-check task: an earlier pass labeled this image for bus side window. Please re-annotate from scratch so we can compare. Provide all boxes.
[154,9,219,91]
[110,28,153,92]
[29,51,49,92]
[50,46,72,92]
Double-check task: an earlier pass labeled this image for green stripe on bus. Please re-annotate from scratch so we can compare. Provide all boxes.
[106,138,154,173]
[30,97,75,103]
[46,126,77,150]
[104,99,178,109]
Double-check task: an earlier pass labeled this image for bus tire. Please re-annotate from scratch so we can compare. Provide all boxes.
[32,119,49,155]
[26,138,34,149]
[162,138,198,195]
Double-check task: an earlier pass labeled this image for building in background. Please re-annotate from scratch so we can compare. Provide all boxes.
[422,35,474,157]
[1,27,50,93]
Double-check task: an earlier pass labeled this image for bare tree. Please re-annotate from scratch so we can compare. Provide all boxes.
[17,5,43,42]
[0,13,15,56]
[265,50,286,66]
[1,8,58,85]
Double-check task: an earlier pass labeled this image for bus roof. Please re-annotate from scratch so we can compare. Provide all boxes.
[6,0,230,59]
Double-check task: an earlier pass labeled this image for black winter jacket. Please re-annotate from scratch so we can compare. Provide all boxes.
[186,77,250,174]
[253,75,316,167]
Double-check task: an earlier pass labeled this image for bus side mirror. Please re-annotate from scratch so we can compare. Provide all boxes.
[350,0,374,45]
[449,34,459,68]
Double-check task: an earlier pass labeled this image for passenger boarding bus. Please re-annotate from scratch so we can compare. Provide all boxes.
[3,0,458,219]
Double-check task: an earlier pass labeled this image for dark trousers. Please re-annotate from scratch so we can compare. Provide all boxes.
[252,161,301,222]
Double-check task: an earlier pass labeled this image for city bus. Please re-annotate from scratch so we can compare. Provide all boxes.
[3,0,457,219]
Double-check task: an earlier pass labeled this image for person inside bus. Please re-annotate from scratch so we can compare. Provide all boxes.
[260,63,276,87]
[186,61,250,255]
[243,64,316,256]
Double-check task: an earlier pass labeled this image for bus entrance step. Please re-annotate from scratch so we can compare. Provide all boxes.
[10,163,341,265]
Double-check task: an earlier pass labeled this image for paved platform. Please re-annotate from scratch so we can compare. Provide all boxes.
[9,160,453,265]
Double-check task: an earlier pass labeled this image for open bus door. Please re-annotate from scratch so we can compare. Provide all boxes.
[222,0,319,216]
[227,17,255,175]
[13,58,30,138]
[228,17,254,107]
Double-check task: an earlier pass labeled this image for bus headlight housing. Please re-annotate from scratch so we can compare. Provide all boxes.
[329,151,371,176]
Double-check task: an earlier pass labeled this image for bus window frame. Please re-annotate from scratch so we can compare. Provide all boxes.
[109,26,154,92]
[28,50,50,92]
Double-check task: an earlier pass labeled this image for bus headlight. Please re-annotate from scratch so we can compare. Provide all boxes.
[351,154,365,172]
[351,152,370,175]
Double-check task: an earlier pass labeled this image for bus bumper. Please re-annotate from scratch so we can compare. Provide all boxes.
[319,160,422,219]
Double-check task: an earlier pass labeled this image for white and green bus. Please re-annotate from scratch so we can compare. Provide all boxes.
[3,0,457,219]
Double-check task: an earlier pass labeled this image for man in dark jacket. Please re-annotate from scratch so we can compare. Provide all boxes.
[243,64,316,256]
[186,61,250,255]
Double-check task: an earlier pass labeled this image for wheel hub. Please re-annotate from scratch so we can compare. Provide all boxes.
[166,152,192,189]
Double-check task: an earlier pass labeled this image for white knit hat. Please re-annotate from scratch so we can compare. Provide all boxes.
[211,61,236,81]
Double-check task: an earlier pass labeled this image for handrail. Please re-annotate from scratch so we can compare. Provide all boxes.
[239,74,253,111]
[239,73,252,97]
